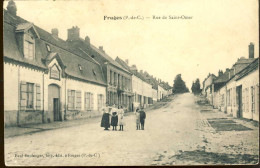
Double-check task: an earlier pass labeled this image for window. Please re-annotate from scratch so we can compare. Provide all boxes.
[24,33,35,60]
[78,64,82,71]
[251,86,255,113]
[242,89,245,112]
[26,83,34,108]
[24,40,34,59]
[256,84,259,114]
[85,92,93,110]
[98,94,104,110]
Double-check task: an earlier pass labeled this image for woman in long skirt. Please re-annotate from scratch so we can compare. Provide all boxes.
[101,107,110,130]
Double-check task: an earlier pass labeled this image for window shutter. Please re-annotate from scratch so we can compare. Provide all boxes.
[91,93,94,110]
[20,81,27,110]
[67,89,72,110]
[36,83,41,110]
[76,90,81,110]
[97,94,100,110]
[84,92,87,111]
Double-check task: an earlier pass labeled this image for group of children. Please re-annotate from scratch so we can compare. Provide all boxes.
[100,105,125,131]
[101,104,146,131]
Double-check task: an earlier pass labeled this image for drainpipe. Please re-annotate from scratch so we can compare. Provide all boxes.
[42,72,44,123]
[17,65,20,126]
[64,75,67,120]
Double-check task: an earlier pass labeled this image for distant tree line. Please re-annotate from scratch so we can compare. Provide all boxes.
[172,74,189,94]
[191,78,202,94]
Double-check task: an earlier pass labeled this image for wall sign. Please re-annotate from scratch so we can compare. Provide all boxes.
[50,64,60,80]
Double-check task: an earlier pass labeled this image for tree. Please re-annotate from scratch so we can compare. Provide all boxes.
[191,78,201,94]
[172,74,189,94]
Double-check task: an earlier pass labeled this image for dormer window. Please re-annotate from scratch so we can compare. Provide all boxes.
[24,33,35,60]
[78,64,82,71]
[15,23,40,61]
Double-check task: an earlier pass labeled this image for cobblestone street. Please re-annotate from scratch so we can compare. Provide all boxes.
[5,93,259,166]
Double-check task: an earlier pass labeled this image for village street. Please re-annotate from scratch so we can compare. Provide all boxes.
[5,93,259,166]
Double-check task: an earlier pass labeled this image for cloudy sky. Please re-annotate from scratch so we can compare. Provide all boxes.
[4,0,259,88]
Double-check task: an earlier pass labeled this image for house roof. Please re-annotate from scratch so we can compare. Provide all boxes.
[235,58,259,81]
[90,45,130,73]
[3,9,106,86]
[115,57,153,85]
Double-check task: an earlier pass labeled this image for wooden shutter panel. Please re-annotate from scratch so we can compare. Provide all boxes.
[84,92,87,110]
[97,94,100,110]
[36,83,41,110]
[91,93,94,110]
[76,90,81,110]
[67,89,72,110]
[20,81,27,110]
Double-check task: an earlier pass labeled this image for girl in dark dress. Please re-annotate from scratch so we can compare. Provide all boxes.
[111,112,118,131]
[101,108,110,130]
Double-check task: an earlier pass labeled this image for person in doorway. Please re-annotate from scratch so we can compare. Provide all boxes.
[111,112,118,130]
[139,107,146,130]
[135,108,140,130]
[118,106,125,131]
[100,107,110,130]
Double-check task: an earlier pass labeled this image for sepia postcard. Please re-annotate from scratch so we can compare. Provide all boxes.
[3,0,259,166]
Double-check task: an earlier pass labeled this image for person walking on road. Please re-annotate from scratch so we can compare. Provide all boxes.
[139,107,146,130]
[118,106,125,131]
[101,106,110,130]
[135,108,140,130]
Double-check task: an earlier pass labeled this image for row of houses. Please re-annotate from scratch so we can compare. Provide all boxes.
[3,1,172,127]
[202,43,259,121]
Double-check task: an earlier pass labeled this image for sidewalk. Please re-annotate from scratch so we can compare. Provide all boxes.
[5,96,174,138]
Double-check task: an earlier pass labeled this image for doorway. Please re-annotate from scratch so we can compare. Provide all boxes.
[236,85,242,118]
[48,84,61,122]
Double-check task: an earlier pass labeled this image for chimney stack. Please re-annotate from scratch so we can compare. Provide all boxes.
[125,59,129,65]
[51,28,59,38]
[249,42,254,58]
[99,46,105,52]
[7,0,17,16]
[85,36,90,45]
[218,70,223,76]
[67,26,80,41]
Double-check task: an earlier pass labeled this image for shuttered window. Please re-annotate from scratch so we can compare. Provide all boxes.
[85,92,93,110]
[68,90,75,110]
[251,86,255,113]
[36,84,41,110]
[76,91,81,110]
[256,84,259,114]
[242,89,245,112]
[20,81,41,111]
[97,94,104,110]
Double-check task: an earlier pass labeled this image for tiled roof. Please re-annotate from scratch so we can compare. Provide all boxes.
[90,46,129,73]
[3,9,106,86]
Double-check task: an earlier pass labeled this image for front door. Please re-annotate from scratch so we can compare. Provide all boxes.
[236,86,242,118]
[48,84,60,122]
[53,98,60,121]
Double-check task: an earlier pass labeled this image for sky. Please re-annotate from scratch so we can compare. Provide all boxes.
[3,0,259,89]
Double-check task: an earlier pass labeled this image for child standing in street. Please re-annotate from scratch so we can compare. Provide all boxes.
[118,106,125,131]
[111,112,118,131]
[135,108,140,130]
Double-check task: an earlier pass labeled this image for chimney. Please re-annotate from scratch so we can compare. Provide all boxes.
[7,0,17,16]
[125,59,129,65]
[130,65,138,72]
[51,28,59,38]
[99,46,105,52]
[249,42,254,58]
[85,36,90,45]
[67,26,80,41]
[218,70,223,76]
[140,70,143,74]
